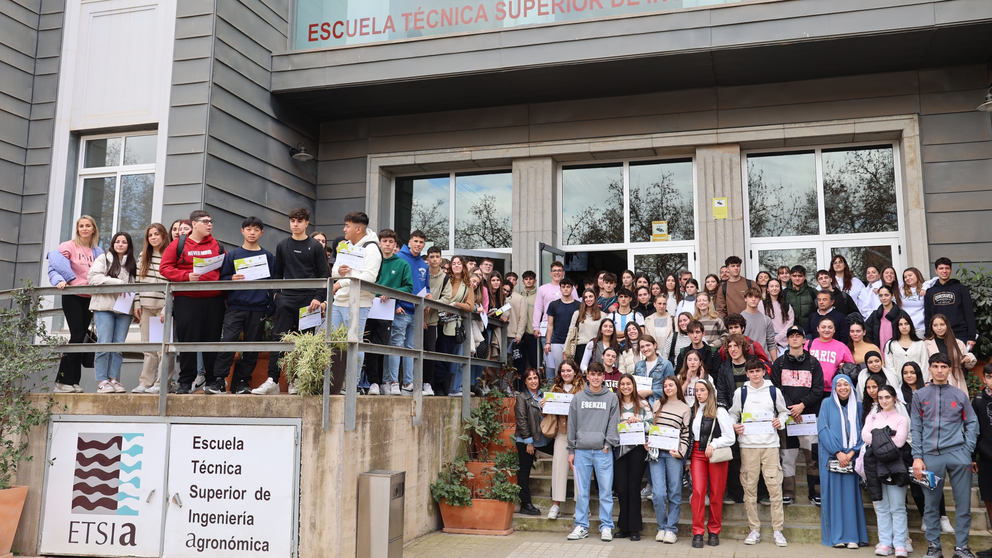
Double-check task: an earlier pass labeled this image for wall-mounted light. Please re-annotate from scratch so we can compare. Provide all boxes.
[979,86,992,112]
[289,143,314,161]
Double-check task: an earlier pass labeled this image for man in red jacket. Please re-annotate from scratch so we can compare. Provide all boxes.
[160,210,226,394]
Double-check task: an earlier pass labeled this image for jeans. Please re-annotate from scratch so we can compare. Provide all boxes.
[386,312,415,385]
[331,305,370,373]
[449,342,467,394]
[573,449,614,530]
[650,451,684,533]
[93,311,132,383]
[435,332,462,394]
[875,483,909,548]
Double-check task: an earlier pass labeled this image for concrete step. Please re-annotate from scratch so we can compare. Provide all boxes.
[511,514,992,548]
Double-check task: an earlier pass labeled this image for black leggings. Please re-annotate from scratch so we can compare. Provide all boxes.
[615,445,648,533]
[57,294,93,385]
[517,441,554,505]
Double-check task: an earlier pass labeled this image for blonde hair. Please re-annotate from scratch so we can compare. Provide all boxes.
[73,215,99,248]
[693,291,719,320]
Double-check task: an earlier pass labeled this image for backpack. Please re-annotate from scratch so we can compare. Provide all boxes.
[739,383,778,417]
[723,278,753,298]
[176,234,224,265]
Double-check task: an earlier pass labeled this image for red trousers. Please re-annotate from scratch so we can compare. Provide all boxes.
[691,441,729,535]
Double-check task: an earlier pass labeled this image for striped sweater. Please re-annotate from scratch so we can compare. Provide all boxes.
[651,399,693,458]
[135,251,168,309]
[696,315,728,348]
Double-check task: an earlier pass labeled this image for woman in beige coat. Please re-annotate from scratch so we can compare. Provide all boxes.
[541,358,585,520]
[87,231,136,394]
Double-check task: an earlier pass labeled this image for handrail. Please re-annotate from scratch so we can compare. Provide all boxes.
[2,276,507,431]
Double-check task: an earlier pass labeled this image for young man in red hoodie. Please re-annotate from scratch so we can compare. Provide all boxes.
[160,210,225,394]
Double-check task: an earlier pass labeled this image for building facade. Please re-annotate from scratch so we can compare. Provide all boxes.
[2,0,991,290]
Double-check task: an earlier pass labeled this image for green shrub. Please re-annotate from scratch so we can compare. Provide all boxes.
[955,265,992,361]
[280,325,347,395]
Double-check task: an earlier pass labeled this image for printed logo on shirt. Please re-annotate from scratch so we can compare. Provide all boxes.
[391,270,396,275]
[780,369,813,388]
[293,250,302,254]
[809,349,839,364]
[186,250,214,256]
[933,292,956,306]
[77,253,94,263]
[581,401,607,410]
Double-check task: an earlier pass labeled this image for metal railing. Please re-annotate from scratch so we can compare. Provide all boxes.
[0,277,506,431]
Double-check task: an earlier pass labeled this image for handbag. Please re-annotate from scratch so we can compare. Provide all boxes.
[828,458,855,474]
[706,417,733,463]
[475,328,490,359]
[453,320,467,345]
[540,413,558,438]
[563,313,579,359]
[81,321,97,368]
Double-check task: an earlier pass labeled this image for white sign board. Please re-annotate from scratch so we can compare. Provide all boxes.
[40,422,169,557]
[163,424,297,558]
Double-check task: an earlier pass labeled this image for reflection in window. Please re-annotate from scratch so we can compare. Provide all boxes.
[81,177,118,246]
[124,135,157,165]
[747,152,818,238]
[562,164,623,245]
[118,174,155,243]
[455,172,512,249]
[758,248,817,285]
[635,253,689,284]
[831,246,893,281]
[822,147,896,234]
[629,160,694,242]
[84,138,122,168]
[395,175,450,250]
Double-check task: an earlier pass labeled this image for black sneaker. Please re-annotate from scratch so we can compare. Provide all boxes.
[204,379,227,394]
[175,384,192,394]
[759,497,771,506]
[954,548,977,558]
[234,383,252,395]
[782,496,794,505]
[811,496,822,507]
[976,549,992,558]
[926,543,943,558]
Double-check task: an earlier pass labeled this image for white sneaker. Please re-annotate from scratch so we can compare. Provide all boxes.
[401,383,414,395]
[656,530,666,542]
[423,384,435,396]
[389,382,401,396]
[547,504,560,520]
[288,380,298,395]
[73,384,83,392]
[744,530,761,545]
[367,383,380,395]
[905,538,914,554]
[941,516,954,534]
[449,391,462,397]
[192,374,206,391]
[97,381,116,394]
[54,382,76,393]
[640,485,653,499]
[146,385,160,394]
[664,531,677,544]
[774,530,788,547]
[921,521,927,534]
[251,378,280,395]
[567,526,588,540]
[131,385,148,393]
[600,528,612,542]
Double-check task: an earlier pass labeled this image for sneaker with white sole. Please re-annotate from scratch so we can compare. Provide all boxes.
[423,384,435,396]
[640,485,653,499]
[448,391,462,397]
[567,526,588,540]
[877,544,894,556]
[110,379,126,393]
[192,374,206,392]
[367,383,380,395]
[664,531,678,544]
[97,381,116,394]
[131,385,148,393]
[288,380,298,395]
[896,548,908,558]
[54,382,76,393]
[146,385,160,394]
[389,382,401,396]
[547,504,560,519]
[941,516,954,534]
[905,538,914,554]
[600,528,612,542]
[401,383,414,395]
[656,530,666,542]
[251,378,280,395]
[73,384,83,392]
[774,531,788,547]
[744,530,761,545]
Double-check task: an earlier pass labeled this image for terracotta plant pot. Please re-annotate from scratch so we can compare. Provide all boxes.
[0,485,29,558]
[438,498,515,535]
[473,425,517,458]
[464,461,517,492]
[497,397,516,425]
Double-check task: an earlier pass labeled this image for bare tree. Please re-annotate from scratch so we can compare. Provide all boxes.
[411,198,449,250]
[747,165,818,238]
[823,148,897,234]
[455,195,512,249]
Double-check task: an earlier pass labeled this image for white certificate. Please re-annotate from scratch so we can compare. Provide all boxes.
[147,318,174,344]
[648,426,681,451]
[743,421,776,435]
[634,375,653,393]
[369,297,396,321]
[480,312,489,328]
[786,414,818,437]
[618,422,646,446]
[335,242,365,269]
[539,320,548,337]
[416,287,428,297]
[542,392,573,415]
[298,307,323,330]
[742,411,775,423]
[494,303,512,317]
[234,255,269,281]
[113,292,135,314]
[192,254,224,274]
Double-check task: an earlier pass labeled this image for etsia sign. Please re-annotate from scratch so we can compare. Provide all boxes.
[40,422,169,557]
[163,424,296,557]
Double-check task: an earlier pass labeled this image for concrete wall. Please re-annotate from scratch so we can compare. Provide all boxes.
[317,64,992,272]
[163,0,319,251]
[13,394,465,556]
[0,0,63,289]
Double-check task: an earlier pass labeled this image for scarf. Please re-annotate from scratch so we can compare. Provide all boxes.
[832,375,859,449]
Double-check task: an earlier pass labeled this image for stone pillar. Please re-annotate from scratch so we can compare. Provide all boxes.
[899,121,930,271]
[512,157,556,275]
[695,145,746,276]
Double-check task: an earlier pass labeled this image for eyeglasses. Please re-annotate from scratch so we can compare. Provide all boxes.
[198,219,213,224]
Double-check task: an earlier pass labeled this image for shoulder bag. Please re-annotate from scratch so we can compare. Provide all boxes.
[540,413,558,438]
[563,312,580,359]
[706,415,733,463]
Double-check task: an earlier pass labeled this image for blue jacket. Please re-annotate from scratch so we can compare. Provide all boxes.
[910,381,978,458]
[396,245,429,314]
[633,358,674,403]
[220,247,276,313]
[47,246,104,285]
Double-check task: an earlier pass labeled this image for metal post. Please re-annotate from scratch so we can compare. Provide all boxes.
[158,284,173,417]
[411,295,424,427]
[344,278,361,432]
[460,316,472,419]
[322,278,332,431]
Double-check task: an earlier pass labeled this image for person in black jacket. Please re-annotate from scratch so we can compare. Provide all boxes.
[771,325,825,505]
[865,285,902,347]
[925,257,977,349]
[516,367,555,516]
[805,290,851,345]
[973,364,992,558]
[816,269,860,317]
[674,321,721,385]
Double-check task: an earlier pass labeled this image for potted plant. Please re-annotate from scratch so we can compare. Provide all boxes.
[955,265,992,397]
[430,455,520,535]
[0,283,61,556]
[281,325,348,396]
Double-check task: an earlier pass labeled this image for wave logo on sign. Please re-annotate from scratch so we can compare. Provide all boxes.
[72,433,143,516]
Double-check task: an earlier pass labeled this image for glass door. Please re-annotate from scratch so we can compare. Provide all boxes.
[749,241,820,285]
[824,239,901,279]
[628,246,696,284]
[539,242,566,285]
[750,239,902,286]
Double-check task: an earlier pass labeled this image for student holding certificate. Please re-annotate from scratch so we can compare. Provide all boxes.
[514,368,555,516]
[544,359,584,521]
[614,373,653,541]
[649,375,691,544]
[87,231,137,394]
[689,378,735,547]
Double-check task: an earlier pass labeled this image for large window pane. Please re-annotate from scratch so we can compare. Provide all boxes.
[84,138,122,168]
[629,160,694,242]
[123,135,157,165]
[80,177,117,248]
[562,164,623,245]
[757,247,817,285]
[396,175,450,250]
[454,172,512,249]
[822,146,897,234]
[831,246,893,281]
[747,152,818,238]
[634,253,689,284]
[118,174,154,243]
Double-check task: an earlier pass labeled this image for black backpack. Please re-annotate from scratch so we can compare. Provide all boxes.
[176,234,224,265]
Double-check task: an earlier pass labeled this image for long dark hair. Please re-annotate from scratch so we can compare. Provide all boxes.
[594,318,622,355]
[106,231,136,281]
[861,372,888,424]
[488,270,505,309]
[139,223,171,278]
[900,362,925,406]
[618,373,647,410]
[892,311,921,343]
[664,274,683,303]
[882,266,902,306]
[831,255,855,292]
[763,278,790,321]
[677,349,708,388]
[926,314,966,384]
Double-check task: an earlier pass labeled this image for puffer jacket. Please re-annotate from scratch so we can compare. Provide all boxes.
[865,303,901,347]
[864,426,913,501]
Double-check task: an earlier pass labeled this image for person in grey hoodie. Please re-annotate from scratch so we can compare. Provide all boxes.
[566,362,621,543]
[911,353,979,558]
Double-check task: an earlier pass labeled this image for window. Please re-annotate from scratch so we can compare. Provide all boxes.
[76,133,157,249]
[394,170,512,252]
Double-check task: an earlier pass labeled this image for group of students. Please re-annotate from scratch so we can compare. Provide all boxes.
[509,254,990,558]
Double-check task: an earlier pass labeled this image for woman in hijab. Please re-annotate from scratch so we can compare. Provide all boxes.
[818,373,869,549]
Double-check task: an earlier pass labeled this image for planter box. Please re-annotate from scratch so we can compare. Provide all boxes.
[0,486,28,558]
[438,498,514,535]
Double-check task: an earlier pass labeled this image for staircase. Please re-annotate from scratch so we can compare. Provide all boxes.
[513,455,992,547]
